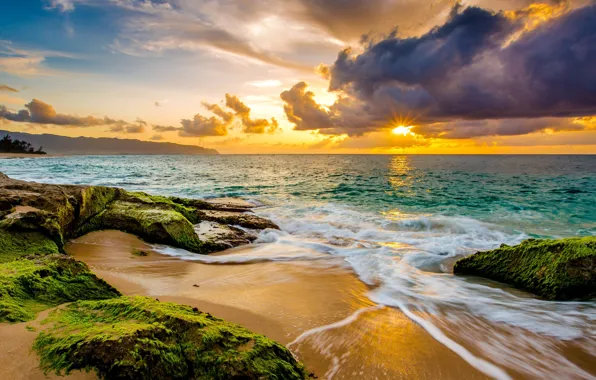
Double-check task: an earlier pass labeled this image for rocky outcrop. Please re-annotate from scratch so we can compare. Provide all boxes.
[0,255,120,322]
[0,173,308,378]
[0,173,278,257]
[34,297,308,380]
[454,237,596,300]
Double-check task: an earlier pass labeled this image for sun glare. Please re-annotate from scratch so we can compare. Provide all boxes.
[392,125,413,136]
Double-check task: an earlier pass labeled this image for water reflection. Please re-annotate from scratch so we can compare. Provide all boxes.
[388,155,413,190]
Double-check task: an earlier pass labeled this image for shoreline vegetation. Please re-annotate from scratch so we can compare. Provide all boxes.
[0,135,46,155]
[0,172,594,379]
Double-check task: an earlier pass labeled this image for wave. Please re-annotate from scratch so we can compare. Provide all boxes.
[252,201,596,379]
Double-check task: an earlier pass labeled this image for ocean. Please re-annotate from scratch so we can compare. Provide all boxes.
[2,154,595,379]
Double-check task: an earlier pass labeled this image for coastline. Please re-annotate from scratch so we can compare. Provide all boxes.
[66,230,489,379]
[1,170,594,379]
[0,153,57,159]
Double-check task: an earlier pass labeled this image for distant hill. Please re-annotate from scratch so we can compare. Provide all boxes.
[0,130,218,155]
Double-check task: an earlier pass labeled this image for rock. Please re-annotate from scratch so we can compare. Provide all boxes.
[82,200,208,253]
[34,297,308,380]
[193,221,256,250]
[200,210,279,230]
[0,228,59,263]
[0,173,278,256]
[453,237,596,300]
[205,197,255,211]
[0,255,120,322]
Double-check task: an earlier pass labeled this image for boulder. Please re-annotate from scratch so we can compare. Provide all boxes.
[454,237,596,300]
[34,297,308,380]
[0,173,278,256]
[0,255,120,322]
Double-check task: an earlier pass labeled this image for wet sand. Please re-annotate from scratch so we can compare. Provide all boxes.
[66,230,489,379]
[0,309,94,380]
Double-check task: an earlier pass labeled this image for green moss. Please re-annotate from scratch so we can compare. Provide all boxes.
[0,228,60,263]
[453,237,596,300]
[1,210,66,250]
[120,191,204,224]
[34,296,308,380]
[76,186,120,228]
[81,201,207,253]
[0,255,120,322]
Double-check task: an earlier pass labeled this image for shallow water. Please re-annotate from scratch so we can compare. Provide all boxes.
[3,154,596,379]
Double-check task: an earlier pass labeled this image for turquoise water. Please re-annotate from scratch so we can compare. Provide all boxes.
[2,154,596,379]
[2,155,595,237]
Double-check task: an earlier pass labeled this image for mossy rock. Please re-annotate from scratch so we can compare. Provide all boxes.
[83,200,208,253]
[76,186,120,227]
[119,191,204,224]
[1,173,274,256]
[0,228,60,263]
[0,255,120,322]
[34,297,308,380]
[453,237,596,300]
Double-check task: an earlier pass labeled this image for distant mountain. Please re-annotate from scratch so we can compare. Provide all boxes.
[0,130,218,155]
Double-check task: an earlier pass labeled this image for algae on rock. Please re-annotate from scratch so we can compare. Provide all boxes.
[1,173,276,256]
[453,237,596,300]
[82,199,209,253]
[35,296,308,380]
[0,228,60,263]
[0,255,120,322]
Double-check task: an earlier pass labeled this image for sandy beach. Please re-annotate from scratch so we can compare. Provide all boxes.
[64,230,489,379]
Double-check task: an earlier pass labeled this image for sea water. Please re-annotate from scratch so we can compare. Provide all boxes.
[2,155,595,378]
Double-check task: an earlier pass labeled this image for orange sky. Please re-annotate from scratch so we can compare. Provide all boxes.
[1,0,595,154]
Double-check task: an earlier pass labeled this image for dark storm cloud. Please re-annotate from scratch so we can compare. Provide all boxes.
[0,99,130,127]
[413,118,582,139]
[330,5,596,120]
[281,4,596,137]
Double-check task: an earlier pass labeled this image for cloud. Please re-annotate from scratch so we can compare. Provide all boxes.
[295,0,455,41]
[109,121,146,134]
[179,113,230,137]
[281,4,596,139]
[0,85,18,93]
[153,125,179,132]
[103,1,311,71]
[224,94,279,134]
[150,134,164,141]
[413,118,582,139]
[0,99,133,128]
[330,4,596,120]
[0,40,77,76]
[45,0,77,12]
[177,93,279,137]
[280,82,336,132]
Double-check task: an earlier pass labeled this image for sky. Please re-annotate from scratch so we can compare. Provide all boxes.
[0,0,595,154]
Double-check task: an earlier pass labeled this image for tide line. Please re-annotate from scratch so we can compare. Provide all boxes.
[287,304,384,349]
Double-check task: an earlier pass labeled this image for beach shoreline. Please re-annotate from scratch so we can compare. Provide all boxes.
[0,153,58,159]
[65,230,489,379]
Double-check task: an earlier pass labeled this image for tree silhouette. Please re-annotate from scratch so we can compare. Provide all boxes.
[0,135,47,154]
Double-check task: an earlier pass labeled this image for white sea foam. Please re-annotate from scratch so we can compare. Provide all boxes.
[250,201,596,379]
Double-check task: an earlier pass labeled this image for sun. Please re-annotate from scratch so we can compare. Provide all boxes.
[392,125,413,136]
